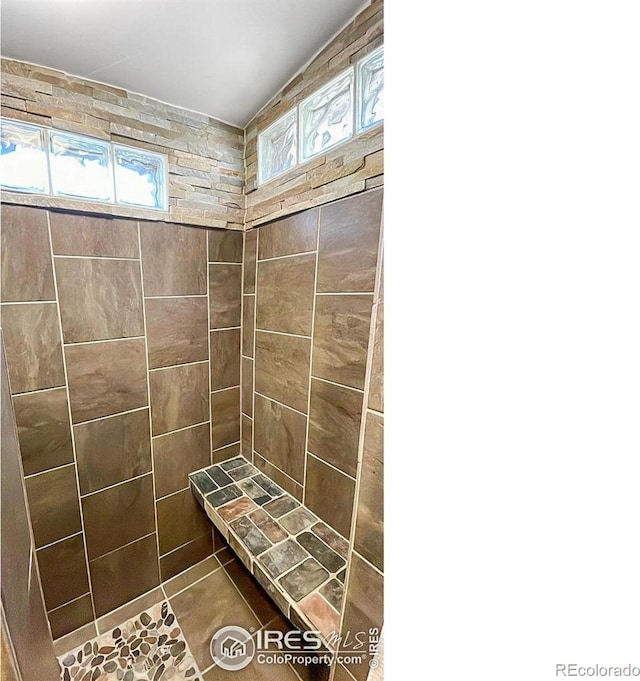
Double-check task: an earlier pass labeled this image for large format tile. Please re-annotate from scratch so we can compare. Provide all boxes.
[153,422,210,498]
[81,474,155,560]
[74,408,152,495]
[242,414,252,457]
[89,534,160,617]
[242,356,253,417]
[221,554,280,625]
[49,212,139,257]
[308,379,363,478]
[316,189,382,293]
[210,328,241,390]
[170,567,260,670]
[354,412,384,572]
[47,593,94,640]
[65,338,148,422]
[243,229,257,294]
[254,453,303,501]
[368,263,383,413]
[145,296,208,369]
[2,303,65,394]
[254,394,306,484]
[149,361,209,435]
[255,331,310,413]
[312,295,373,391]
[54,258,144,343]
[211,386,240,449]
[256,253,316,336]
[242,294,255,357]
[13,387,73,475]
[209,263,242,329]
[159,532,213,582]
[157,488,211,555]
[208,228,243,262]
[258,208,319,260]
[140,221,206,296]
[36,534,90,611]
[305,455,355,539]
[25,464,82,548]
[1,204,54,302]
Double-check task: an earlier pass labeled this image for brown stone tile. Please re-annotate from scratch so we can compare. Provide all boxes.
[208,228,243,262]
[242,294,255,357]
[159,532,214,581]
[213,441,241,464]
[170,566,259,670]
[95,586,164,635]
[54,257,144,343]
[209,263,242,329]
[13,387,73,475]
[47,594,94,640]
[163,553,220,597]
[311,522,349,560]
[210,328,240,390]
[65,338,148,423]
[74,408,152,495]
[242,356,253,417]
[89,534,160,617]
[305,455,355,539]
[211,386,240,449]
[218,497,258,522]
[37,534,90,610]
[300,593,341,641]
[254,453,303,501]
[1,204,54,302]
[354,413,383,572]
[49,212,139,257]
[140,221,206,296]
[153,422,210,498]
[258,208,319,260]
[255,331,310,413]
[221,554,280,625]
[145,296,208,369]
[254,394,306,484]
[157,487,211,555]
[25,464,82,548]
[312,295,373,391]
[368,267,383,413]
[2,303,65,394]
[256,254,316,336]
[149,361,209,435]
[243,229,257,294]
[317,189,382,293]
[341,553,384,681]
[53,622,97,655]
[308,379,363,478]
[249,509,287,543]
[242,414,253,457]
[82,473,155,560]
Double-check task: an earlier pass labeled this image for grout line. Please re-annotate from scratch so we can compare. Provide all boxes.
[208,260,242,266]
[24,460,75,480]
[136,221,164,586]
[46,210,99,625]
[307,451,356,482]
[10,384,65,397]
[211,383,240,395]
[63,335,145,347]
[53,254,140,262]
[94,581,168,634]
[206,231,215,554]
[148,358,208,372]
[155,485,190,502]
[214,439,241,452]
[255,328,312,340]
[79,471,153,499]
[47,591,91,614]
[253,452,303,492]
[36,530,84,553]
[254,390,307,418]
[352,547,384,578]
[0,300,57,305]
[315,291,375,296]
[302,208,321,505]
[144,294,208,299]
[209,325,242,332]
[311,374,365,394]
[251,231,258,466]
[152,419,210,439]
[258,249,317,263]
[164,560,224,601]
[90,531,157,563]
[367,406,383,417]
[158,532,209,559]
[72,405,149,427]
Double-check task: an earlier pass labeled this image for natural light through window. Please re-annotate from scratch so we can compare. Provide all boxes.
[0,120,49,194]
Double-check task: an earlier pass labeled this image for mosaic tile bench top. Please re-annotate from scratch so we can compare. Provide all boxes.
[58,601,201,681]
[189,456,348,646]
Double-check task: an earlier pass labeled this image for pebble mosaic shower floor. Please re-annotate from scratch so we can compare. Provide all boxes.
[57,601,202,681]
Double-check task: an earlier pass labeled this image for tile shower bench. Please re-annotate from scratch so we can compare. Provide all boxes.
[189,456,348,646]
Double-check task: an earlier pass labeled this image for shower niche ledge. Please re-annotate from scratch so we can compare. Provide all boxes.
[189,456,348,645]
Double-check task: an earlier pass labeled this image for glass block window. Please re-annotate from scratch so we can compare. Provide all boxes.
[0,120,49,194]
[300,70,354,162]
[258,110,298,185]
[114,145,167,210]
[49,130,113,202]
[357,46,384,132]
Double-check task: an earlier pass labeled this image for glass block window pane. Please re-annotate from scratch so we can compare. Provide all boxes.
[300,70,354,161]
[49,130,113,202]
[258,110,297,184]
[357,46,384,132]
[114,146,167,210]
[0,120,49,193]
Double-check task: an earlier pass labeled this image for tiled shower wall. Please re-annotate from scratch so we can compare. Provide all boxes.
[241,187,384,681]
[0,204,242,639]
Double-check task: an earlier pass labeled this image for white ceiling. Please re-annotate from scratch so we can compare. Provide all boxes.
[0,0,369,128]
